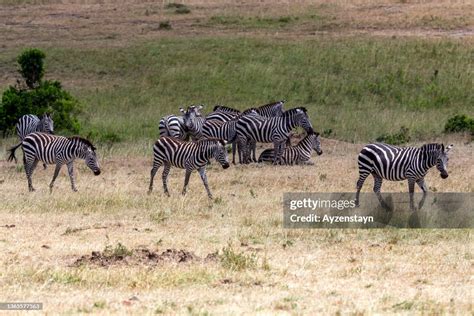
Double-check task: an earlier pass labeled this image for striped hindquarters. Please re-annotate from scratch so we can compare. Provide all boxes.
[16,115,40,140]
[22,132,71,165]
[357,143,418,181]
[159,115,187,140]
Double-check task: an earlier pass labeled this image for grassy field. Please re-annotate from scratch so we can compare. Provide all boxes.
[0,0,473,314]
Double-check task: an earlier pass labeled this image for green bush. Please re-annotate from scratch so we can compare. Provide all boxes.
[444,114,474,135]
[0,49,81,135]
[376,126,411,145]
[17,48,45,89]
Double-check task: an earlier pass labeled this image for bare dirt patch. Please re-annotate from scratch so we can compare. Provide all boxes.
[71,247,218,267]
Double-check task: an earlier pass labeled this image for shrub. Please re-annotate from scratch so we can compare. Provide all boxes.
[220,244,256,271]
[444,114,474,135]
[0,49,81,135]
[376,126,411,145]
[159,21,172,30]
[17,48,45,89]
[175,6,191,14]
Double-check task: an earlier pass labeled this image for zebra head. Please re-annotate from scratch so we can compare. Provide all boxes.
[40,113,54,134]
[436,144,453,179]
[181,105,203,131]
[293,107,313,134]
[311,132,323,155]
[212,139,230,169]
[71,137,101,176]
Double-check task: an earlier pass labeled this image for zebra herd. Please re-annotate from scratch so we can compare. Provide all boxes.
[5,106,454,210]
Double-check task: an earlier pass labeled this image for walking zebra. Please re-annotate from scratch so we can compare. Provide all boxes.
[236,107,313,164]
[7,113,54,164]
[356,143,453,211]
[181,105,206,140]
[11,132,101,192]
[202,110,258,164]
[258,132,323,165]
[148,137,230,199]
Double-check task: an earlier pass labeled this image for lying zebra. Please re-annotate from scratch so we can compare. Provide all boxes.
[356,142,453,211]
[258,132,323,165]
[148,137,230,199]
[8,132,101,192]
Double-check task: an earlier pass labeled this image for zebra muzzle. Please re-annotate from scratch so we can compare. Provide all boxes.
[222,163,230,169]
[94,170,101,176]
[440,173,448,179]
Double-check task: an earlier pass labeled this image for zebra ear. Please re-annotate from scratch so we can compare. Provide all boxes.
[445,144,454,153]
[179,107,185,114]
[198,105,204,110]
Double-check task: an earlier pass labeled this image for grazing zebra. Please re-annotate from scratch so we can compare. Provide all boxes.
[158,115,188,140]
[258,132,323,165]
[181,105,206,140]
[10,132,101,192]
[148,137,230,199]
[202,110,258,164]
[236,107,313,164]
[356,143,453,211]
[7,113,54,164]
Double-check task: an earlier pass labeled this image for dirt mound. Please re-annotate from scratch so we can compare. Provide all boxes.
[72,247,199,267]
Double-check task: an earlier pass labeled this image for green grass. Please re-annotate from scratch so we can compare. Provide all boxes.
[0,37,472,143]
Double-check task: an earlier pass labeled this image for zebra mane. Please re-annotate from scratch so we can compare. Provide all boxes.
[196,138,226,147]
[283,107,307,116]
[257,100,285,109]
[213,105,240,113]
[69,136,96,151]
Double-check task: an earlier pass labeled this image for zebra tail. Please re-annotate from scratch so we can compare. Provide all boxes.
[7,142,22,163]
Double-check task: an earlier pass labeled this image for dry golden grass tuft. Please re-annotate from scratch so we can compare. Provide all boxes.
[0,137,472,313]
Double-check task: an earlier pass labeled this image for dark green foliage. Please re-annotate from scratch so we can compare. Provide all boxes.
[86,128,122,146]
[175,6,190,14]
[376,126,411,145]
[444,114,474,134]
[159,21,172,30]
[0,49,81,135]
[165,3,190,14]
[17,48,45,89]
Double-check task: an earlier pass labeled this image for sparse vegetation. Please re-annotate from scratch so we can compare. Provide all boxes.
[220,244,257,271]
[444,114,474,135]
[376,126,411,145]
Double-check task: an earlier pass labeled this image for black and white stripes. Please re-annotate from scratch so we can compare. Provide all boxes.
[8,114,54,163]
[258,132,322,165]
[19,132,101,192]
[356,142,453,210]
[148,136,229,198]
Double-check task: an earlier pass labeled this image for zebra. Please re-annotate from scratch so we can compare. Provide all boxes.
[202,109,258,164]
[158,105,204,140]
[158,115,188,140]
[10,132,101,192]
[148,137,230,199]
[181,105,206,140]
[356,143,453,211]
[7,113,54,165]
[236,107,313,164]
[258,131,323,165]
[252,100,285,117]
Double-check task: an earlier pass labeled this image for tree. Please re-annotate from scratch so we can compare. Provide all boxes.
[0,48,81,136]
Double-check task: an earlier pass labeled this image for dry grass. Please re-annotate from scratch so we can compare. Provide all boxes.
[0,137,472,314]
[0,0,472,51]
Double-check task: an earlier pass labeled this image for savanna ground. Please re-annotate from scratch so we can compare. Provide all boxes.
[0,0,473,314]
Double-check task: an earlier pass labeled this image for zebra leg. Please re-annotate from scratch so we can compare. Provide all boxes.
[408,178,416,211]
[161,163,171,197]
[148,161,162,194]
[251,140,257,163]
[182,169,192,196]
[49,164,63,193]
[198,167,213,199]
[67,162,78,192]
[372,174,388,209]
[24,158,39,192]
[43,163,47,170]
[272,141,284,165]
[416,178,428,210]
[232,141,236,165]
